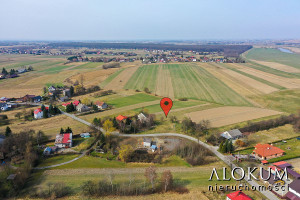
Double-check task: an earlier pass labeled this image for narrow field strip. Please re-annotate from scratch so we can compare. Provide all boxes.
[236,64,300,89]
[250,60,300,73]
[104,66,138,90]
[186,106,282,127]
[155,65,174,98]
[217,64,279,93]
[99,68,125,87]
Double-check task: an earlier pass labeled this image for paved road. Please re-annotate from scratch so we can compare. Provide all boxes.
[27,102,278,199]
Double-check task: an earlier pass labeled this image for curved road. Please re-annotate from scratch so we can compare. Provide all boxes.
[28,103,278,199]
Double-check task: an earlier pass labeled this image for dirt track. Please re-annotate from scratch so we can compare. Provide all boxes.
[251,60,300,73]
[104,66,139,90]
[186,106,282,127]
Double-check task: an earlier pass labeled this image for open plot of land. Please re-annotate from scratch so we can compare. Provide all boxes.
[124,64,159,92]
[246,124,300,147]
[232,63,300,89]
[249,89,300,113]
[186,106,282,127]
[104,66,139,90]
[268,138,300,162]
[154,65,174,98]
[107,93,160,108]
[213,64,278,94]
[245,48,300,70]
[7,114,89,139]
[250,60,300,73]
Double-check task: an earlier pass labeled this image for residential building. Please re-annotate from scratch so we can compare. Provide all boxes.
[59,96,69,102]
[116,115,128,122]
[34,107,48,119]
[96,102,108,110]
[286,179,300,200]
[253,144,285,160]
[143,138,152,148]
[63,89,71,97]
[226,191,252,200]
[221,129,243,140]
[55,133,72,148]
[138,113,149,123]
[260,168,284,186]
[32,96,42,103]
[80,133,90,138]
[76,104,90,112]
[43,147,52,155]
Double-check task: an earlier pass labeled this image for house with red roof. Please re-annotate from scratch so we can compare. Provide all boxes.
[116,115,128,122]
[55,133,72,148]
[34,107,49,119]
[226,191,252,200]
[95,101,108,110]
[253,144,285,160]
[62,100,80,108]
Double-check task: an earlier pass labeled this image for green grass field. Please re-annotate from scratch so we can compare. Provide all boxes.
[249,89,300,113]
[39,65,72,74]
[107,93,159,108]
[124,64,159,92]
[36,154,79,168]
[71,62,104,70]
[168,64,252,106]
[268,138,300,162]
[245,48,300,70]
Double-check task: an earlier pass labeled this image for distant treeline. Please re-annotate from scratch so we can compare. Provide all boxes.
[49,42,253,57]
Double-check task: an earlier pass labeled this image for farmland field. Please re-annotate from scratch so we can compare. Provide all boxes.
[185,106,282,127]
[245,48,300,70]
[124,64,252,106]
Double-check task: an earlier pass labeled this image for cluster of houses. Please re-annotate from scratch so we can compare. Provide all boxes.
[260,161,300,199]
[0,95,42,112]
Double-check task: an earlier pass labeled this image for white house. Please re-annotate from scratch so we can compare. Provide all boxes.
[221,129,243,140]
[76,104,90,112]
[96,102,108,110]
[143,138,152,148]
[138,113,149,122]
[34,108,43,119]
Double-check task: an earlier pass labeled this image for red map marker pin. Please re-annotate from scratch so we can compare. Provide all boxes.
[160,97,173,117]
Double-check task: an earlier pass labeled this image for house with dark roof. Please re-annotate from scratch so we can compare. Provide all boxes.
[286,179,300,200]
[0,103,9,111]
[221,129,243,140]
[32,96,42,103]
[260,168,284,186]
[226,191,252,200]
[76,104,90,112]
[253,144,285,160]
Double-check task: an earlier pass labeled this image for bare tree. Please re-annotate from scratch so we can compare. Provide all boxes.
[144,166,157,191]
[161,170,173,192]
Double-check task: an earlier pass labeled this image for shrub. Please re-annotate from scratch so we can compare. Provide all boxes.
[178,98,188,101]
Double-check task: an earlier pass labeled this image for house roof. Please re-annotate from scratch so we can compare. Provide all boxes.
[73,100,80,106]
[0,103,7,107]
[96,101,106,106]
[143,138,152,143]
[253,144,285,158]
[151,145,157,149]
[227,129,243,137]
[226,191,252,200]
[62,133,72,144]
[268,166,281,171]
[286,191,300,200]
[287,168,300,179]
[260,168,279,185]
[34,107,48,114]
[289,179,300,196]
[261,160,269,164]
[273,161,292,169]
[116,115,127,121]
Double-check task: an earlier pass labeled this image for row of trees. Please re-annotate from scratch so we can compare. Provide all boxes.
[240,112,300,133]
[80,166,176,197]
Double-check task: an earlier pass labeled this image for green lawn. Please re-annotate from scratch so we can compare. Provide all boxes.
[3,60,48,70]
[40,65,72,74]
[36,154,79,167]
[100,68,125,87]
[124,64,159,92]
[107,93,159,108]
[249,89,300,113]
[246,48,300,70]
[71,62,104,70]
[268,138,300,163]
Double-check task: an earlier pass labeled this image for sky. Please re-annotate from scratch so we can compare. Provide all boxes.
[0,0,300,41]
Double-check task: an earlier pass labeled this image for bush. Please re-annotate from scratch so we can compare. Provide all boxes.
[178,98,188,101]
